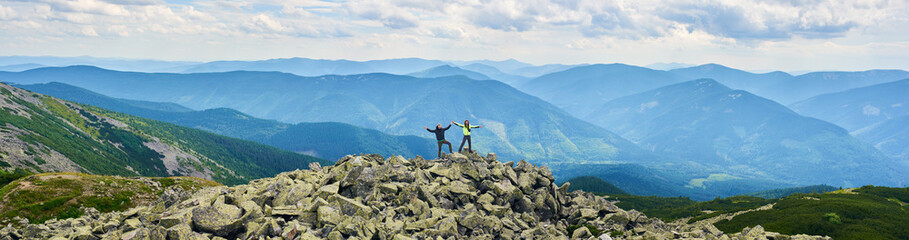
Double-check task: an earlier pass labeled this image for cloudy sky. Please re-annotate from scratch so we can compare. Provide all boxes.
[0,0,907,72]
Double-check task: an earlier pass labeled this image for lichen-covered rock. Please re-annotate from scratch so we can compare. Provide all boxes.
[190,196,243,237]
[0,152,833,240]
[572,225,592,239]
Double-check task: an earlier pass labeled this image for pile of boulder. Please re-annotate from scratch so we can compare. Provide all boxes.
[0,152,830,240]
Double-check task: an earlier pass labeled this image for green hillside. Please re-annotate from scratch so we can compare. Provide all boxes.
[611,195,773,222]
[745,185,839,199]
[569,179,909,239]
[17,82,437,161]
[715,186,909,240]
[0,83,328,185]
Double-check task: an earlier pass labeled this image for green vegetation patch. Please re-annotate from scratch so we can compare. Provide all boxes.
[715,186,909,240]
[601,194,774,222]
[0,169,31,189]
[1,86,328,186]
[745,185,839,199]
[0,172,220,224]
[0,92,168,177]
[88,105,330,185]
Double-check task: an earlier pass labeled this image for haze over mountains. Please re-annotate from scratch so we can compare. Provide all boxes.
[408,65,491,80]
[519,62,909,120]
[0,66,649,167]
[0,56,198,73]
[183,58,450,76]
[668,64,792,97]
[854,115,909,164]
[790,79,909,132]
[586,79,903,187]
[0,56,571,80]
[1,56,907,199]
[519,63,684,117]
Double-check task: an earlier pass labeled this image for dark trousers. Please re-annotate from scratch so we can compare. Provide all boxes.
[437,140,452,158]
[458,135,472,152]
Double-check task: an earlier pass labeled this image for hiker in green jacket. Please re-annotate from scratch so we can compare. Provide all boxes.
[425,123,453,158]
[452,120,482,152]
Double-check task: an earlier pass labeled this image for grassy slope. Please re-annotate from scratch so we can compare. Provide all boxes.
[1,87,169,176]
[1,83,329,185]
[744,185,839,199]
[715,186,909,240]
[0,172,220,224]
[566,175,905,240]
[90,105,332,185]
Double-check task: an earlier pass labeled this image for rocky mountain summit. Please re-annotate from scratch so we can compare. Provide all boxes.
[0,152,829,240]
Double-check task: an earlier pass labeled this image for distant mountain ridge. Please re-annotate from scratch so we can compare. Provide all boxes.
[669,63,793,96]
[458,63,529,85]
[519,63,684,117]
[790,78,909,132]
[521,62,908,119]
[183,57,449,76]
[0,63,47,72]
[408,65,491,80]
[0,66,650,166]
[770,70,909,104]
[0,56,199,72]
[585,79,904,187]
[0,56,574,81]
[4,56,905,108]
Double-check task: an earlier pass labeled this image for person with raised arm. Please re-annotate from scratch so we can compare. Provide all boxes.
[425,123,453,158]
[452,119,482,153]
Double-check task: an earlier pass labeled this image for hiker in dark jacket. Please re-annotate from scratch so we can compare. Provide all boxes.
[425,123,452,158]
[453,120,482,152]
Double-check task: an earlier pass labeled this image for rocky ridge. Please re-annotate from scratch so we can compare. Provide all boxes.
[0,152,830,239]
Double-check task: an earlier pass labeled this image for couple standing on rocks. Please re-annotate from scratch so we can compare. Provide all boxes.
[425,119,483,158]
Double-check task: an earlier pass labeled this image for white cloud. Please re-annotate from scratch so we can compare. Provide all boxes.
[428,25,467,39]
[0,4,15,20]
[280,4,315,18]
[0,0,906,71]
[342,0,419,29]
[244,13,287,33]
[42,0,130,16]
[81,26,98,36]
[107,25,129,36]
[99,0,163,6]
